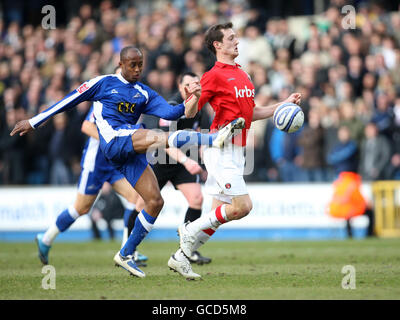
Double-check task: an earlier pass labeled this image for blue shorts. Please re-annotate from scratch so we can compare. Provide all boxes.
[101,125,149,188]
[77,166,125,195]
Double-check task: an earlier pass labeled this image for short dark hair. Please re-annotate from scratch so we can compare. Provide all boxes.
[204,22,233,55]
[177,71,199,84]
[120,46,142,61]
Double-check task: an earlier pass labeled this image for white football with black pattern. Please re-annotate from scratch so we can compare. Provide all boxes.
[273,103,304,133]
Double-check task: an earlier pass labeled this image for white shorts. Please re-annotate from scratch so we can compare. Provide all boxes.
[203,144,248,203]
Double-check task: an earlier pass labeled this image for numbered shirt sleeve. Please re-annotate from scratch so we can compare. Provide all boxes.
[29,75,107,129]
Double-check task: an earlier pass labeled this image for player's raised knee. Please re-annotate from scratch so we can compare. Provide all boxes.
[76,200,96,215]
[146,195,164,214]
[75,205,91,216]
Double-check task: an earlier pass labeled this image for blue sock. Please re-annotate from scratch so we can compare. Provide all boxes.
[55,206,79,232]
[168,130,217,148]
[120,209,156,257]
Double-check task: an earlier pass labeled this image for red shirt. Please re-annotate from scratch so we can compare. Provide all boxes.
[198,61,255,146]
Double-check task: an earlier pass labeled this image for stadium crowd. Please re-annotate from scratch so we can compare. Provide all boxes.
[0,0,399,185]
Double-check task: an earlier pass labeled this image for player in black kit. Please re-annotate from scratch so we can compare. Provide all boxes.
[128,72,212,265]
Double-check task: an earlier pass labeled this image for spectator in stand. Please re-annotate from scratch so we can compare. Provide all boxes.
[236,25,273,71]
[25,105,52,184]
[388,97,400,179]
[358,122,391,181]
[270,126,304,182]
[297,109,326,182]
[48,113,72,185]
[347,55,365,97]
[0,107,27,184]
[326,126,358,178]
[321,108,341,180]
[371,93,394,139]
[339,101,365,147]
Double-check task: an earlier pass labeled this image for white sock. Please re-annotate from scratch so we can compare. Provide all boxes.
[174,248,187,262]
[42,224,60,246]
[192,228,214,252]
[186,204,228,235]
[175,229,214,259]
[42,205,80,246]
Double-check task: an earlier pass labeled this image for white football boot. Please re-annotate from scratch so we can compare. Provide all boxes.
[168,250,201,280]
[212,117,245,148]
[113,252,146,278]
[178,222,197,258]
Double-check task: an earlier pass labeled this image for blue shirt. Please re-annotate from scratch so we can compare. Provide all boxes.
[29,73,185,146]
[327,141,358,175]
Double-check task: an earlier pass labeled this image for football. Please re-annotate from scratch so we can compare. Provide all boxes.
[273,102,304,133]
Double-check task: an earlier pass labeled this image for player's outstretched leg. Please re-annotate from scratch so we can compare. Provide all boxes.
[168,117,245,149]
[168,249,201,280]
[211,117,245,148]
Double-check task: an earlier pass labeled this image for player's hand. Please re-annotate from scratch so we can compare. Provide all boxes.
[10,120,33,137]
[184,158,203,175]
[284,93,302,105]
[184,79,201,99]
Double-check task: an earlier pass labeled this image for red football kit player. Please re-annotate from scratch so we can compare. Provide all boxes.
[171,22,302,279]
[198,61,255,146]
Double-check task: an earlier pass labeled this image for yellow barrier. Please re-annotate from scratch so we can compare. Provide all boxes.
[372,181,400,237]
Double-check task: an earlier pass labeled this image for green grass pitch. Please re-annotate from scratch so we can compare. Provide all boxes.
[1,238,400,300]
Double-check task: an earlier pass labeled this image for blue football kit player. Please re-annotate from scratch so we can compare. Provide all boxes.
[10,46,245,278]
[35,103,147,266]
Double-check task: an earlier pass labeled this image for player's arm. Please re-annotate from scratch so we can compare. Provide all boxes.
[81,120,99,140]
[144,94,185,120]
[252,93,302,121]
[165,147,203,175]
[145,82,201,120]
[10,76,105,137]
[182,79,201,118]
